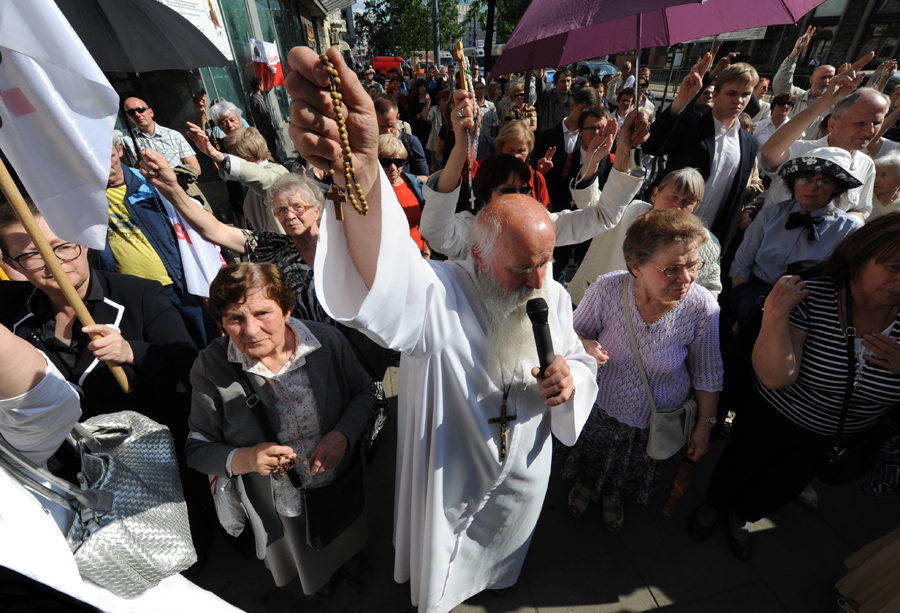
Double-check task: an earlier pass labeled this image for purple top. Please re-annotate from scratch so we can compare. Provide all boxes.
[573,271,723,429]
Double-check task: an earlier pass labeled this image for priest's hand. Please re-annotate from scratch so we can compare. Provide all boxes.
[286,46,379,197]
[233,443,297,476]
[532,355,575,406]
[83,324,135,365]
[309,430,349,476]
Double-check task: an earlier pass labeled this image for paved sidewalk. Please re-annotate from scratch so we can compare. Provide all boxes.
[190,390,899,613]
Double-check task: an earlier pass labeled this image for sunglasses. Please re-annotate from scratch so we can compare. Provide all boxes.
[379,157,404,168]
[774,100,795,107]
[493,185,532,195]
[126,106,149,116]
[514,93,525,98]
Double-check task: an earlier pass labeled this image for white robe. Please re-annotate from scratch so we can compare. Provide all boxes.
[315,171,598,613]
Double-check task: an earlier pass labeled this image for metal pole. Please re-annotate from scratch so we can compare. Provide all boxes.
[432,0,440,70]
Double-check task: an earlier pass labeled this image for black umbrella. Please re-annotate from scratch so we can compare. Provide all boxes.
[55,0,230,73]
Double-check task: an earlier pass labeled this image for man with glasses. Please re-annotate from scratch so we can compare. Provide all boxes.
[533,88,600,208]
[761,81,887,216]
[753,93,795,148]
[120,97,200,173]
[0,199,198,420]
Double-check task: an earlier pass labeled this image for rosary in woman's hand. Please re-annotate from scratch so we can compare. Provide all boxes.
[274,455,296,476]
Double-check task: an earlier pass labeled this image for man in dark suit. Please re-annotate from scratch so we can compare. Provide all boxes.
[533,87,599,210]
[642,60,760,253]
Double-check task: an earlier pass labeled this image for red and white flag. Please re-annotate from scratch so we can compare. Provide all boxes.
[249,38,284,91]
[0,0,118,250]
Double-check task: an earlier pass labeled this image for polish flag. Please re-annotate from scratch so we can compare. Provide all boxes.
[250,38,284,91]
[0,0,118,250]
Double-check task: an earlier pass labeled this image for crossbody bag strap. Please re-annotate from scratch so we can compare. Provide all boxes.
[831,284,859,461]
[229,361,304,488]
[622,275,657,414]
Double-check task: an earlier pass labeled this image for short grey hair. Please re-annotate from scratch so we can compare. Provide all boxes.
[874,151,900,178]
[265,172,325,213]
[467,207,505,268]
[209,100,243,124]
[832,87,889,121]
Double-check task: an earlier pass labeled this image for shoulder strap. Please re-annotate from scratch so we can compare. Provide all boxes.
[228,361,304,488]
[622,275,657,414]
[831,284,860,458]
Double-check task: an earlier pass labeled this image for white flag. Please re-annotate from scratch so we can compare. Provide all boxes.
[159,194,225,298]
[0,0,118,250]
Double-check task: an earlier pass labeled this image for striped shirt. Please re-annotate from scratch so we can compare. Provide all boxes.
[757,278,900,435]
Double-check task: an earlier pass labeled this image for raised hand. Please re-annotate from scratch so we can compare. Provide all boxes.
[711,52,739,78]
[286,47,380,195]
[619,109,650,150]
[822,72,865,105]
[185,121,225,162]
[791,26,816,58]
[449,89,476,142]
[671,53,712,115]
[849,51,876,75]
[536,146,556,174]
[588,119,618,159]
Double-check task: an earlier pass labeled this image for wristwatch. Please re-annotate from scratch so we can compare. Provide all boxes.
[699,415,717,425]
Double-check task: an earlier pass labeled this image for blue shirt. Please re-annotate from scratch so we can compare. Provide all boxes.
[730,199,862,284]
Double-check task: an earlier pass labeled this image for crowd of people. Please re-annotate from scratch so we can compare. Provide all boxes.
[1,28,899,613]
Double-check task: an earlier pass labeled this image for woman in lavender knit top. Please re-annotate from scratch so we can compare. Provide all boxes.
[561,210,723,531]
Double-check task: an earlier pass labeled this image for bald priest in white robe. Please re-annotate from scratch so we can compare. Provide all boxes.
[287,48,598,613]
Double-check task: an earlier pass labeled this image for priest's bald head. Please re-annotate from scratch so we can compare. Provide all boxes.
[469,195,556,294]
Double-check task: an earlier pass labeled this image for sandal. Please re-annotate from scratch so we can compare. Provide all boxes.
[567,478,592,518]
[602,495,623,533]
[798,484,818,510]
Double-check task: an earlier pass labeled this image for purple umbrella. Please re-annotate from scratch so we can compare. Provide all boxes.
[493,0,826,74]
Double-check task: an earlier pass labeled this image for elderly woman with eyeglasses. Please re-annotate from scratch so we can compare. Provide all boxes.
[561,210,723,532]
[378,135,430,258]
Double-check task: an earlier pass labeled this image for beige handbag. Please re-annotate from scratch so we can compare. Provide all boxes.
[622,276,697,460]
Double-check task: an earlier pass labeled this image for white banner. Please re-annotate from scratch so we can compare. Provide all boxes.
[155,0,234,61]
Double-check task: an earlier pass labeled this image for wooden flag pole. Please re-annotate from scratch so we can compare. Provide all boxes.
[0,157,131,394]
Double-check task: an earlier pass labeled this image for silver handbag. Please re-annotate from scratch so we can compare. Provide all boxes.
[0,411,196,598]
[622,276,698,460]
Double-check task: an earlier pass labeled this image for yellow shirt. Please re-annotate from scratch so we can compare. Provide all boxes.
[106,184,173,286]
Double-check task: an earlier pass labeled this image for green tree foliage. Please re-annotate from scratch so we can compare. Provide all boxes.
[356,0,466,60]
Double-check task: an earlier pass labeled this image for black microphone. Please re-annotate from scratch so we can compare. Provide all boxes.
[526,298,555,376]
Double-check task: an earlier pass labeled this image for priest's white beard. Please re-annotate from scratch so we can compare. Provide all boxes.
[474,266,548,389]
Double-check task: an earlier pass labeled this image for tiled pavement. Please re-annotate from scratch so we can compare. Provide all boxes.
[190,371,899,613]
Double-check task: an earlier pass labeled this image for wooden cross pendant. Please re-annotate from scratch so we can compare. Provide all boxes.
[488,393,517,462]
[326,184,349,221]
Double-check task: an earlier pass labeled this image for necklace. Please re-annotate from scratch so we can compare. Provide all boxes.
[319,54,368,220]
[641,301,679,330]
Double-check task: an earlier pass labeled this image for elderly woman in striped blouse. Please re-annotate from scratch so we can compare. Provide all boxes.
[690,212,900,561]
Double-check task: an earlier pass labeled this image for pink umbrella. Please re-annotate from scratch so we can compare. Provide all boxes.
[493,0,826,74]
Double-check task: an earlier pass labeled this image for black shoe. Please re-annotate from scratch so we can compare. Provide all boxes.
[688,510,716,542]
[725,528,752,561]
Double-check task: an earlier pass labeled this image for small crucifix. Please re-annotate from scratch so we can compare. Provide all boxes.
[488,390,517,462]
[326,184,349,221]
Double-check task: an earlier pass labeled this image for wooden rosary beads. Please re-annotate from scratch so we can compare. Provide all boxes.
[319,53,368,220]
